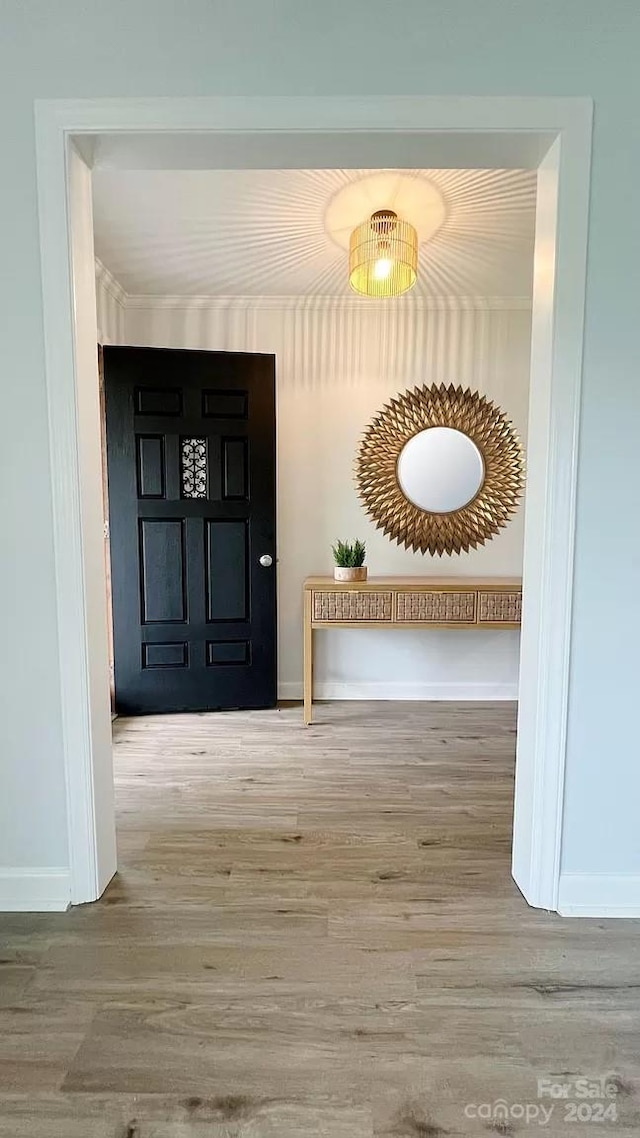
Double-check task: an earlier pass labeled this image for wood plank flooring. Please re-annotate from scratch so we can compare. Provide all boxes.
[1,701,639,1136]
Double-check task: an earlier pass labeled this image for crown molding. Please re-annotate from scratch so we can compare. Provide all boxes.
[123,293,532,312]
[94,259,532,313]
[94,257,128,308]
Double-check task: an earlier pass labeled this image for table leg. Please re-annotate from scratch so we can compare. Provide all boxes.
[303,589,313,725]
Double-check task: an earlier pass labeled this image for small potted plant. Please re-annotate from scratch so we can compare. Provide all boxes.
[332,539,367,582]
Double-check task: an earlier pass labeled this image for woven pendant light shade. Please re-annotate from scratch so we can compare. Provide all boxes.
[349,209,418,298]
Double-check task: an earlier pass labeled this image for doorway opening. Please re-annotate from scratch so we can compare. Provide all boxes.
[35,97,592,912]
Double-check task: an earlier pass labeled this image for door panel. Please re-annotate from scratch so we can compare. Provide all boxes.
[136,435,165,499]
[139,518,187,624]
[205,519,248,622]
[104,346,276,714]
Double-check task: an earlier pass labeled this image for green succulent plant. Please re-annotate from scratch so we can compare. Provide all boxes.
[332,539,366,568]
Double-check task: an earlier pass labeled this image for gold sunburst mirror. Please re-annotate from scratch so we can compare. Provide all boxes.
[356,384,525,556]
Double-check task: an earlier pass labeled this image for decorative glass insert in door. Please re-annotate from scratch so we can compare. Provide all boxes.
[181,437,208,498]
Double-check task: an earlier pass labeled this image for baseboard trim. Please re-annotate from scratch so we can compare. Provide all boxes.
[278,681,518,701]
[558,874,640,917]
[0,868,71,912]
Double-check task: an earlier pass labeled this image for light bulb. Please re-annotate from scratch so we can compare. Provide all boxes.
[373,257,393,281]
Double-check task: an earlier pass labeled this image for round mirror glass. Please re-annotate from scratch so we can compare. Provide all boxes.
[397,427,484,514]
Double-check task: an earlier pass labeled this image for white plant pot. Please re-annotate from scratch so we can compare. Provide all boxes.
[333,566,368,582]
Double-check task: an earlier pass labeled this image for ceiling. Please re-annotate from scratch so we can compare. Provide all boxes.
[92,168,537,300]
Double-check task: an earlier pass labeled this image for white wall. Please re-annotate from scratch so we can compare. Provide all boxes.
[125,297,531,700]
[1,0,639,899]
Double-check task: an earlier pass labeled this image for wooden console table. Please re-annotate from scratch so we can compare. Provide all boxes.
[303,575,522,724]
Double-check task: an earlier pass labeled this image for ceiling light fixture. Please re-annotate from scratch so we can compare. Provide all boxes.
[349,209,418,298]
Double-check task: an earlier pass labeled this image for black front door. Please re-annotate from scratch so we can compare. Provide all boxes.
[104,346,276,715]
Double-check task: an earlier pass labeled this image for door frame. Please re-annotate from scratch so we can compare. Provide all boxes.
[34,96,592,909]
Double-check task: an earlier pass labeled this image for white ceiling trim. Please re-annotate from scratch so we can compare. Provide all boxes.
[95,260,531,310]
[95,258,127,308]
[118,290,532,312]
